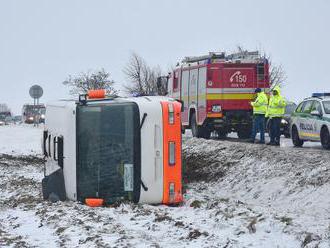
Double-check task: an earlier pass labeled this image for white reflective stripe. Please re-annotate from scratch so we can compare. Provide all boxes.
[206,88,268,94]
[269,106,283,109]
[254,103,268,106]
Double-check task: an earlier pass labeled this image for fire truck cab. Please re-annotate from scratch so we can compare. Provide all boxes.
[42,91,182,206]
[167,51,270,139]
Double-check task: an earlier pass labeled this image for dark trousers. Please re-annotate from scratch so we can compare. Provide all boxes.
[251,114,265,142]
[269,117,281,143]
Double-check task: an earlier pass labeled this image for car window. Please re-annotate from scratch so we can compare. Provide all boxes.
[311,101,322,114]
[295,102,304,113]
[301,100,314,114]
[323,101,330,114]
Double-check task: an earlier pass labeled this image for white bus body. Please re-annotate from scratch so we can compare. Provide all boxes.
[42,96,182,206]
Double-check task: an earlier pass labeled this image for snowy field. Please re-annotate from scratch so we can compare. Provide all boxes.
[0,124,329,247]
[0,124,43,155]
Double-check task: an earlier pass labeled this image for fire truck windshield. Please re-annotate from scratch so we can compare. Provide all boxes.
[76,102,141,204]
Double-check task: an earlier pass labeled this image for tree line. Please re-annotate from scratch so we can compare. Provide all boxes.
[63,48,286,97]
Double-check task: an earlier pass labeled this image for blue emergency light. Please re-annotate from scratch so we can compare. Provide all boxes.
[312,93,330,97]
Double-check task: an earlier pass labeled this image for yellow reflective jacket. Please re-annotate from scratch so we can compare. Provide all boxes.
[266,86,286,118]
[251,91,268,115]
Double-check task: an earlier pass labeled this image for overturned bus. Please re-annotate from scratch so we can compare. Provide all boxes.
[42,91,183,206]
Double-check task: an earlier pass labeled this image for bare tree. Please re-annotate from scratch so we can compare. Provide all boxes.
[235,45,287,88]
[265,55,287,88]
[63,69,118,96]
[123,53,165,96]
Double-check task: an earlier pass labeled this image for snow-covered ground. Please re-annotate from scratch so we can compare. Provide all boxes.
[0,124,329,247]
[0,124,43,156]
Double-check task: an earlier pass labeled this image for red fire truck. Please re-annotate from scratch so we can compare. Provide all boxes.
[166,51,270,139]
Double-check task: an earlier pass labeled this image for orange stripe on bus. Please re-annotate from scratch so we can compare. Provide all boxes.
[161,101,183,205]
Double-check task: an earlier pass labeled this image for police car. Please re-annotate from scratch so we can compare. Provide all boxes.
[290,93,330,149]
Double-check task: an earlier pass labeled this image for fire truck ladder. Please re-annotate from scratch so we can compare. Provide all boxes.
[182,52,225,63]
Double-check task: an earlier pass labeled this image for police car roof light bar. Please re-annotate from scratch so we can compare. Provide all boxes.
[312,93,330,98]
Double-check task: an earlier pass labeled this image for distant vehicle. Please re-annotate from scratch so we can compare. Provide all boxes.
[266,102,297,138]
[165,51,270,139]
[42,90,183,206]
[0,106,11,125]
[13,115,22,124]
[4,116,13,125]
[290,93,330,149]
[22,104,45,124]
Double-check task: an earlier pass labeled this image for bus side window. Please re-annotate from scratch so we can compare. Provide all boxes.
[48,134,51,158]
[58,136,64,169]
[53,137,58,161]
[43,130,48,157]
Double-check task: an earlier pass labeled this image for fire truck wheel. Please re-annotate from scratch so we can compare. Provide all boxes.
[237,128,251,140]
[201,129,211,139]
[217,130,227,139]
[190,113,210,139]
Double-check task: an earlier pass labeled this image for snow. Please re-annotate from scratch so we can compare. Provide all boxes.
[0,124,329,247]
[0,124,43,156]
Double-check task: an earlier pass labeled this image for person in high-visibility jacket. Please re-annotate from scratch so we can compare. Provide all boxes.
[249,88,268,144]
[266,85,286,146]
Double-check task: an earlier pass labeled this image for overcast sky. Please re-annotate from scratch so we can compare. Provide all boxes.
[0,0,329,114]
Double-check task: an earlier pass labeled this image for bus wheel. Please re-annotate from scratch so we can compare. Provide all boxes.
[237,128,251,139]
[292,126,304,147]
[191,113,210,139]
[321,126,330,150]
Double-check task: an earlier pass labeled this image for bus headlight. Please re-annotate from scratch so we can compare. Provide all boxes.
[169,183,175,202]
[281,119,288,125]
[168,103,174,124]
[169,141,175,165]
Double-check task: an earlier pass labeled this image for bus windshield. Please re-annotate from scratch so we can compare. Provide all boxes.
[77,102,141,204]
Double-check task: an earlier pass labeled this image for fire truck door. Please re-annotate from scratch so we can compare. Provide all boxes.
[181,69,190,124]
[197,67,207,124]
[189,68,198,110]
